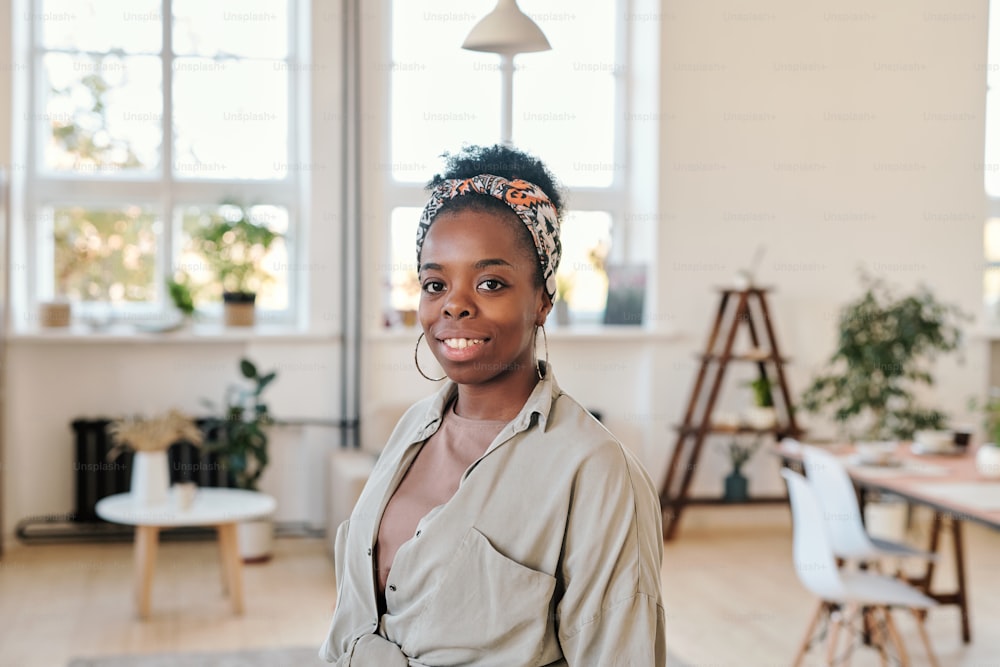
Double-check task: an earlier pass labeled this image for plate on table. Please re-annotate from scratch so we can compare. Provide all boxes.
[848,454,903,468]
[910,442,965,457]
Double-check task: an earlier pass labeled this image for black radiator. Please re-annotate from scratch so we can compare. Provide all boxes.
[71,418,232,523]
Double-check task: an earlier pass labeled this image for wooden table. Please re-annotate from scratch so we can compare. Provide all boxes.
[776,441,1000,644]
[95,487,276,619]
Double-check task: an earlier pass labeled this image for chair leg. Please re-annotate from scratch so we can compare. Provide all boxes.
[826,605,845,666]
[864,607,889,667]
[911,608,940,667]
[840,606,857,667]
[792,600,826,667]
[881,607,911,667]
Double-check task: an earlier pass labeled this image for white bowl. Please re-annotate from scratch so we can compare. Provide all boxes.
[854,441,899,465]
[914,430,954,453]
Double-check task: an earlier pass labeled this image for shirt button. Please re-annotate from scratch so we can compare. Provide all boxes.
[366,548,372,556]
[388,584,397,592]
[415,530,421,537]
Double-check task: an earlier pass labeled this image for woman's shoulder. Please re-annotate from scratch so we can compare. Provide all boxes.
[545,391,647,474]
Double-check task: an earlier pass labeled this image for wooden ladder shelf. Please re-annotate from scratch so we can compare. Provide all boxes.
[660,287,802,541]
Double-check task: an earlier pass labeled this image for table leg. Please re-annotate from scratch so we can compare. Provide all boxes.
[951,518,971,644]
[133,525,160,620]
[217,523,245,614]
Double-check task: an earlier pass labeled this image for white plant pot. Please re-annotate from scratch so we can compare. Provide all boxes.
[976,444,1000,479]
[237,517,274,563]
[130,451,170,507]
[744,406,777,430]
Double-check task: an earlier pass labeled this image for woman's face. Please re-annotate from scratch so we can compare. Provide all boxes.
[418,208,550,387]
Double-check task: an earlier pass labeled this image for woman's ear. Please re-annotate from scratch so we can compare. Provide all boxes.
[536,293,553,326]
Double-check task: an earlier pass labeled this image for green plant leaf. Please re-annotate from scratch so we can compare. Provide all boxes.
[240,359,258,379]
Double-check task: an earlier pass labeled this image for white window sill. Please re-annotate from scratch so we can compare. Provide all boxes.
[368,324,682,343]
[8,321,339,344]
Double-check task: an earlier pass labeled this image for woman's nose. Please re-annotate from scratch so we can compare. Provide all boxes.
[443,287,475,319]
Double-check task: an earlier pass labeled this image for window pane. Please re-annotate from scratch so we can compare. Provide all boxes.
[515,1,618,187]
[173,0,289,59]
[40,0,162,53]
[178,204,289,310]
[42,52,162,173]
[173,59,288,179]
[556,211,612,315]
[390,0,499,183]
[50,205,159,302]
[987,90,1000,197]
[388,207,422,313]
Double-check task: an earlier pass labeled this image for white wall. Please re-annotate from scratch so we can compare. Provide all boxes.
[652,0,991,496]
[1,0,995,539]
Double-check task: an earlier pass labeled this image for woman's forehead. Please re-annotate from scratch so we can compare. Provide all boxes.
[421,209,525,255]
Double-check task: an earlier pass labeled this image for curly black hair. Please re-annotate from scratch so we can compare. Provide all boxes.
[426,144,565,220]
[422,144,564,291]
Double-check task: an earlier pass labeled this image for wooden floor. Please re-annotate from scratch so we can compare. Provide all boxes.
[0,509,997,666]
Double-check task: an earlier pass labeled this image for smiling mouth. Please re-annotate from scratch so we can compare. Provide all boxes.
[441,338,486,350]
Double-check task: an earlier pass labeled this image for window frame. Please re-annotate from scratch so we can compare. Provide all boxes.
[18,0,306,326]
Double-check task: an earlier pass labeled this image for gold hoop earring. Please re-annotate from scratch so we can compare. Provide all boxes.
[414,332,446,382]
[534,325,549,380]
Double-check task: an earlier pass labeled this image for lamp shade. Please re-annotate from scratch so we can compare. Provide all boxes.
[461,0,551,55]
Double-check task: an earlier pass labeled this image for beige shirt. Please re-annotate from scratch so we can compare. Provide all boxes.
[320,365,666,666]
[375,404,506,599]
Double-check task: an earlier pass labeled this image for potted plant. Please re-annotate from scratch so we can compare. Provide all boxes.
[718,435,763,502]
[201,358,279,560]
[801,274,967,442]
[188,202,281,327]
[744,375,777,430]
[970,391,1000,478]
[166,273,196,320]
[108,410,203,507]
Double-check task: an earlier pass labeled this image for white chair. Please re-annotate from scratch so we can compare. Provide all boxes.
[797,442,936,565]
[782,468,939,666]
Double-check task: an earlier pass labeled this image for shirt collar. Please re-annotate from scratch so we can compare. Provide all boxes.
[414,362,561,440]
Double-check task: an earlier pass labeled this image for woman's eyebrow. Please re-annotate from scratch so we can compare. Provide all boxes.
[474,258,514,269]
[419,258,514,272]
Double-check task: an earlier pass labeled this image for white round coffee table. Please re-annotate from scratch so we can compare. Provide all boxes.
[96,487,276,619]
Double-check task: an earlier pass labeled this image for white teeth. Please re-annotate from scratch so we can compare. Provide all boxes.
[443,338,484,349]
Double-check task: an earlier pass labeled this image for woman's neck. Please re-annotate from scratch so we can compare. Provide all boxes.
[452,365,540,421]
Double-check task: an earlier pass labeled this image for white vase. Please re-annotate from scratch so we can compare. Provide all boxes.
[976,444,1000,479]
[130,450,170,507]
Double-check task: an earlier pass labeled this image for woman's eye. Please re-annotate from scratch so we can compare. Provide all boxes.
[478,279,505,292]
[422,280,445,294]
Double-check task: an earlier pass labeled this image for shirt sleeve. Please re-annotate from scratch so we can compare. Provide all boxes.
[556,442,667,666]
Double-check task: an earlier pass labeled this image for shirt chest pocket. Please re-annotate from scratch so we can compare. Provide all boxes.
[404,527,557,666]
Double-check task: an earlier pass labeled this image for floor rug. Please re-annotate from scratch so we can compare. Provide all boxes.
[69,645,691,666]
[67,646,324,667]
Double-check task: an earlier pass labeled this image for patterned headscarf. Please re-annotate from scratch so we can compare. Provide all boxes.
[416,174,562,301]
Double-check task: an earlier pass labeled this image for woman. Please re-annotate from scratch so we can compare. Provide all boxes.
[321,145,665,666]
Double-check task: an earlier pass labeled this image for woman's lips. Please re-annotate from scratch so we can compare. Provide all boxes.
[437,337,488,362]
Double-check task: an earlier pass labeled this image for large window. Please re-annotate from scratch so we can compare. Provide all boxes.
[382,0,627,322]
[20,0,304,325]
